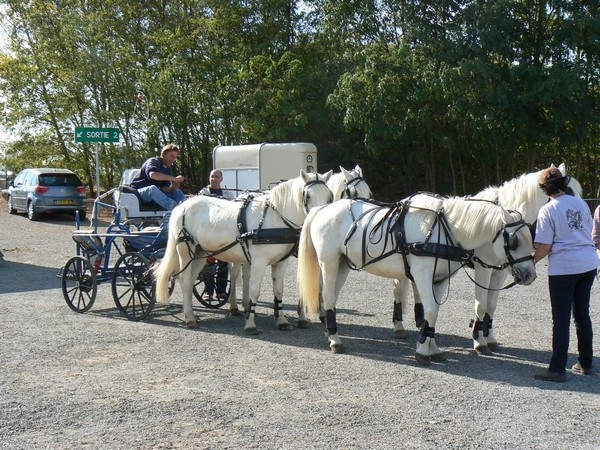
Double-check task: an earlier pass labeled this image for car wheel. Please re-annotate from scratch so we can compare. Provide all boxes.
[27,201,39,221]
[7,195,16,214]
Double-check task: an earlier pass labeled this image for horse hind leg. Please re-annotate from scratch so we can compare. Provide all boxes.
[227,263,241,316]
[392,278,409,339]
[181,254,206,328]
[271,261,293,331]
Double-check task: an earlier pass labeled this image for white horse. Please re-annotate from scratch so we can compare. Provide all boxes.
[154,170,333,333]
[227,165,372,322]
[297,193,537,363]
[391,164,582,353]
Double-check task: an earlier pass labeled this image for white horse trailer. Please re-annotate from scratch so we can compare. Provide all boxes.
[212,142,318,192]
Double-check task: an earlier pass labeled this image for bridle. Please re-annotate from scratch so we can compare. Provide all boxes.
[341,175,372,199]
[302,178,333,213]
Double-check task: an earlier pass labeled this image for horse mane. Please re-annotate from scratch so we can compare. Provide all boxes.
[268,177,303,213]
[327,173,347,199]
[415,194,504,242]
[474,172,541,209]
[443,197,506,241]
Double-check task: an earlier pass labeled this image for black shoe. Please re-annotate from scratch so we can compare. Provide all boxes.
[571,362,593,376]
[534,369,567,382]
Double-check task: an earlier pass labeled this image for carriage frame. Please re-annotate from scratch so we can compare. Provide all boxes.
[59,178,231,321]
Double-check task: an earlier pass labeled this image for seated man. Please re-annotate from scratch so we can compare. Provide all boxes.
[199,169,235,299]
[130,143,186,211]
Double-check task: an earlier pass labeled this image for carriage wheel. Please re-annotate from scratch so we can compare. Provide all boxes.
[61,256,97,313]
[111,252,156,321]
[193,261,231,309]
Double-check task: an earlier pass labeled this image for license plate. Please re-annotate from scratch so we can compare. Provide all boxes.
[54,200,73,205]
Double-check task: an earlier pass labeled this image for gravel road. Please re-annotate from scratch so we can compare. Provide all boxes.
[1,198,599,450]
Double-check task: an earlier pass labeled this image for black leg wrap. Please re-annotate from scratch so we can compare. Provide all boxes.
[273,297,282,318]
[325,309,337,336]
[418,320,435,344]
[470,319,483,340]
[245,300,256,320]
[393,302,403,322]
[414,303,424,326]
[483,313,492,338]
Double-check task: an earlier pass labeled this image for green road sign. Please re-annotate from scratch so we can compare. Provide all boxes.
[75,127,120,143]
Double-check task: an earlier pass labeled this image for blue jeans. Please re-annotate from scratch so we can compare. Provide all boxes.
[137,185,185,211]
[548,270,595,372]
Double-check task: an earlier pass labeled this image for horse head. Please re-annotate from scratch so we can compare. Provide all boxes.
[300,169,333,213]
[339,165,372,199]
[490,207,536,286]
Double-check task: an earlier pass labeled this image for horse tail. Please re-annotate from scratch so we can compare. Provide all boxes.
[154,212,183,303]
[297,206,324,317]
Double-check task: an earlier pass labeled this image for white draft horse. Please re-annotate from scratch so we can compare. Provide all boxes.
[297,193,537,364]
[227,164,373,323]
[391,164,582,354]
[154,170,333,333]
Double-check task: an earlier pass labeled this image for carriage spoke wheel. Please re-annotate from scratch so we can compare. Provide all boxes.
[111,252,156,321]
[193,261,231,309]
[61,256,97,313]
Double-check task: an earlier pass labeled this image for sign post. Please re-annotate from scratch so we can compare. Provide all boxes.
[75,127,120,198]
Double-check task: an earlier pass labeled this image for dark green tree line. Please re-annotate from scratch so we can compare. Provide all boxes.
[0,0,597,199]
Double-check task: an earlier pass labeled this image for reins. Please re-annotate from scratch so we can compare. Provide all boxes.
[170,178,330,278]
[340,193,534,300]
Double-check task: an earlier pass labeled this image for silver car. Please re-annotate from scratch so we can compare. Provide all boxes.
[7,168,87,221]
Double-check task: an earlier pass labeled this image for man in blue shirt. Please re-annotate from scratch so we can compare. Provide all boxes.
[131,143,186,210]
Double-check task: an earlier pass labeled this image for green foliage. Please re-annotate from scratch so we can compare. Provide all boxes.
[0,0,598,198]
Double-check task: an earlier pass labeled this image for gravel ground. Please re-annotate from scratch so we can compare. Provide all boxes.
[1,198,599,450]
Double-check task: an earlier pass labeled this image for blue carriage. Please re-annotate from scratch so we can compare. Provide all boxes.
[59,174,231,321]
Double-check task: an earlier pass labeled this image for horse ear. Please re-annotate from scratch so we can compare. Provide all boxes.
[354,164,362,174]
[300,169,309,182]
[340,166,351,178]
[322,169,333,182]
[549,163,556,168]
[558,163,567,176]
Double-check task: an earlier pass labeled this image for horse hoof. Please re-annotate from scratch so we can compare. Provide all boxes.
[488,342,500,352]
[277,323,294,331]
[297,319,311,329]
[229,308,241,317]
[475,345,492,355]
[331,344,345,354]
[185,320,199,329]
[414,352,431,365]
[245,327,259,335]
[430,352,447,362]
[394,329,409,339]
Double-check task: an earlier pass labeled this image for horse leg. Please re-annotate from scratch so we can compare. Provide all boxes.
[413,281,424,328]
[180,254,206,328]
[244,261,268,335]
[480,269,508,352]
[392,278,409,339]
[414,274,446,365]
[228,263,241,316]
[241,263,251,313]
[321,258,348,353]
[471,267,495,354]
[271,261,293,331]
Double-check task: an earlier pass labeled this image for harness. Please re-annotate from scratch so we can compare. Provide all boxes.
[341,193,532,293]
[340,175,373,200]
[175,179,330,269]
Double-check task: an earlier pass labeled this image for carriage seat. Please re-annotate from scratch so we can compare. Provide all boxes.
[117,185,170,220]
